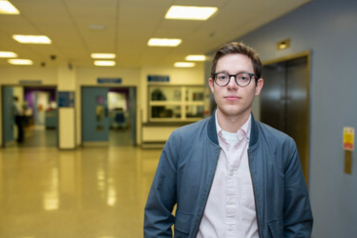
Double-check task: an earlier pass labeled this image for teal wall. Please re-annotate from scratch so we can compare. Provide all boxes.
[233,0,357,237]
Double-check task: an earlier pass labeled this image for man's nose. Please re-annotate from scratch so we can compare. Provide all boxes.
[227,75,238,88]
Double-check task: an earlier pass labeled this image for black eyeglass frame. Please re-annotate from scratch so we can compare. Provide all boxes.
[212,72,258,87]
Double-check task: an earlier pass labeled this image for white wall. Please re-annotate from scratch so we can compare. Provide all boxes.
[0,66,58,85]
[108,92,127,111]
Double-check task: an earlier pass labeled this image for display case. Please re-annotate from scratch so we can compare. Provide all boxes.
[148,85,205,122]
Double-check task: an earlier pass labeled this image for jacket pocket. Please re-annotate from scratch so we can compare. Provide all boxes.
[268,219,283,238]
[174,210,193,236]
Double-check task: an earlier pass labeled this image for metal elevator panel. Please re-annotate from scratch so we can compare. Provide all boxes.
[261,56,309,182]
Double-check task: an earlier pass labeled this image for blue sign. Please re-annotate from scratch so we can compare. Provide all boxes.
[148,75,170,82]
[97,78,122,84]
[58,91,75,108]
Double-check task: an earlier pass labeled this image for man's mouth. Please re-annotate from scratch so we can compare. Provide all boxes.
[225,96,240,101]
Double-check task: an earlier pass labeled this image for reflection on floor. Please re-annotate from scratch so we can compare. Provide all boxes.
[7,125,57,148]
[8,126,133,148]
[0,145,161,238]
[109,128,132,147]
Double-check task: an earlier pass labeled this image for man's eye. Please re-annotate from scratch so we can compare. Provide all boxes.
[217,74,227,80]
[239,74,250,81]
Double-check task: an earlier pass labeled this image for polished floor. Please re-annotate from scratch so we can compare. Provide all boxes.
[0,127,162,238]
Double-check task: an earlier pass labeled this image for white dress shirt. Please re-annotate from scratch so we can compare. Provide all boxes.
[196,112,259,238]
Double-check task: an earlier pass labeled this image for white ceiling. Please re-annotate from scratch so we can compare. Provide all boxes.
[0,0,312,68]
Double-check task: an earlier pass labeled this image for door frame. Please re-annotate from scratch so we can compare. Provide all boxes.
[262,51,311,185]
[1,84,59,148]
[80,85,138,147]
[1,86,14,147]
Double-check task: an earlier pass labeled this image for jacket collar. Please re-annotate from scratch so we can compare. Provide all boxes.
[207,110,219,145]
[207,110,259,148]
[249,113,259,148]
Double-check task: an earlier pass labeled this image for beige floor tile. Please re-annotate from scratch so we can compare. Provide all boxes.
[0,145,162,238]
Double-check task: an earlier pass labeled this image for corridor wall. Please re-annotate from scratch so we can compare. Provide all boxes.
[0,65,205,146]
[220,0,357,237]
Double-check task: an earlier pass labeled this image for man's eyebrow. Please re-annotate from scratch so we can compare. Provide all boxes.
[215,70,252,74]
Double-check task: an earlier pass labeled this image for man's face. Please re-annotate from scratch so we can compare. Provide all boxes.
[209,53,264,119]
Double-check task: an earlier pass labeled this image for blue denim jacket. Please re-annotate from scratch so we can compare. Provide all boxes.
[144,113,313,238]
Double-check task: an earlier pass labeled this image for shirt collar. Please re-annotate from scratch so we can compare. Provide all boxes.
[215,111,251,142]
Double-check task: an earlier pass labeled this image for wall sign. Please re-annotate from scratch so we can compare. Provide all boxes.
[58,91,75,108]
[97,78,122,84]
[148,75,170,82]
[343,127,354,151]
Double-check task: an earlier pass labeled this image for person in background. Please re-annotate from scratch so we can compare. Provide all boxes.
[12,96,24,143]
[144,42,313,238]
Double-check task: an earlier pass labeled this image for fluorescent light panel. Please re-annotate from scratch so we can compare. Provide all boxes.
[174,62,195,68]
[94,60,116,66]
[165,6,217,20]
[91,53,116,59]
[148,38,182,47]
[185,55,206,61]
[13,35,51,44]
[0,0,20,14]
[0,51,17,58]
[8,59,33,65]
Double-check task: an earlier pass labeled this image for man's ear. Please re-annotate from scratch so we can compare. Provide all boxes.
[209,78,215,93]
[255,78,264,96]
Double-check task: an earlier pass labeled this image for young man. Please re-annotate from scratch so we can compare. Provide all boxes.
[12,96,24,143]
[144,42,313,238]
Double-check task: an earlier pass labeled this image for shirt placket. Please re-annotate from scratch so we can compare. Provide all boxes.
[225,146,237,235]
[226,130,247,237]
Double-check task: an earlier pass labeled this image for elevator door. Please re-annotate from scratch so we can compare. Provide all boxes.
[260,56,309,182]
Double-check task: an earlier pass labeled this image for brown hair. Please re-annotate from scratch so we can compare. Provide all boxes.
[211,42,262,82]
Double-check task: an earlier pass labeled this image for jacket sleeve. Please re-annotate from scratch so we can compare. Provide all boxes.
[144,132,179,238]
[283,140,313,238]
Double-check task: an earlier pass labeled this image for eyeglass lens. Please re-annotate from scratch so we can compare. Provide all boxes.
[214,72,252,86]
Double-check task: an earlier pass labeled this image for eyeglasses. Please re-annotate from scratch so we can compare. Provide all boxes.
[212,72,257,87]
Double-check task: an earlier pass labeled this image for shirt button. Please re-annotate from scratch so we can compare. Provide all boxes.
[229,172,234,176]
[228,226,232,231]
[229,200,232,205]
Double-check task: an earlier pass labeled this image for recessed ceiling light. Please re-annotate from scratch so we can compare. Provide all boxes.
[165,6,218,20]
[174,62,195,68]
[185,55,206,61]
[8,59,33,65]
[148,38,182,47]
[0,51,17,58]
[0,0,20,14]
[13,35,51,44]
[91,53,116,59]
[94,60,116,66]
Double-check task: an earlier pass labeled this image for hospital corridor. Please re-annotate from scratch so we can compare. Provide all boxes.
[0,0,357,237]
